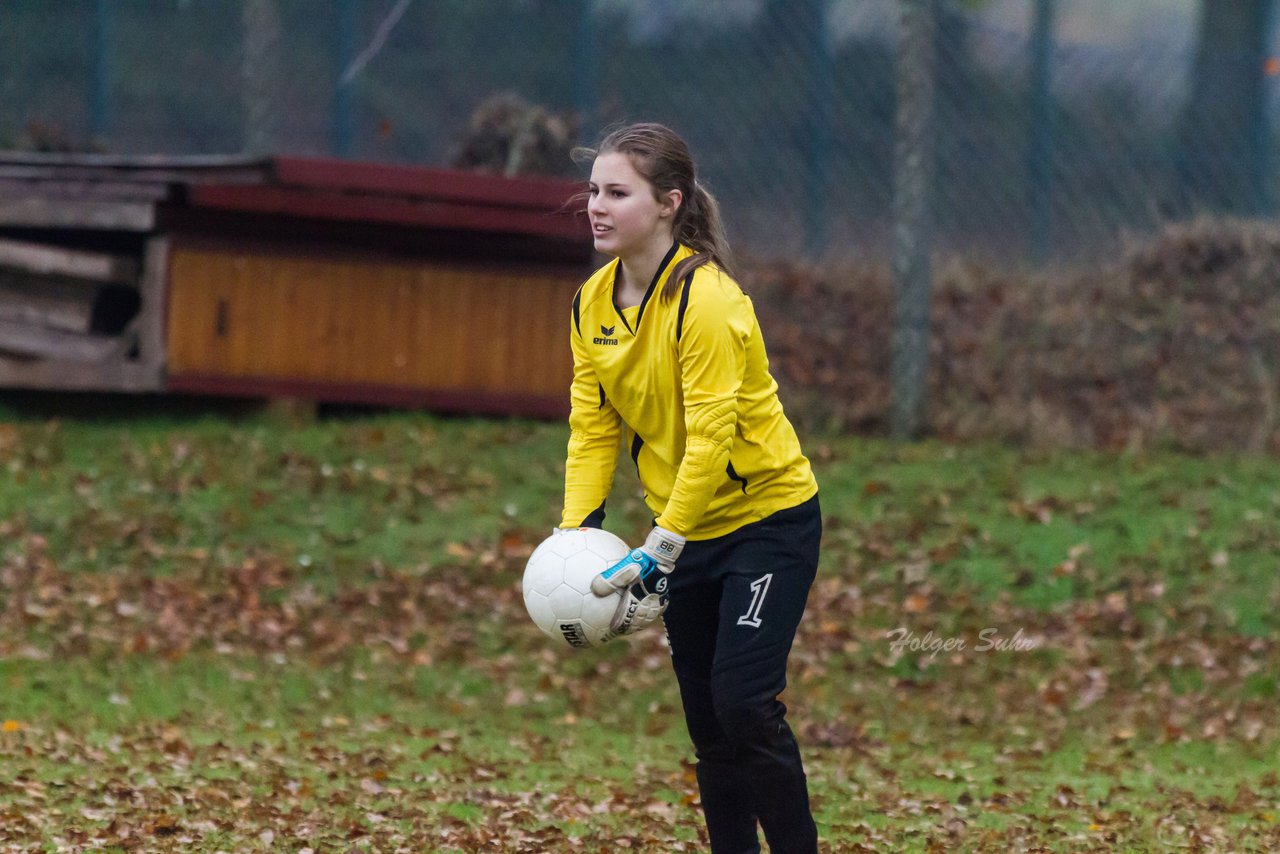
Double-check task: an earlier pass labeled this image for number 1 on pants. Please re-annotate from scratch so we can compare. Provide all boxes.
[737,573,774,628]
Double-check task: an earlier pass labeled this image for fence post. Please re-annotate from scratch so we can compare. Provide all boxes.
[891,0,938,441]
[91,0,114,145]
[332,0,359,158]
[804,0,833,258]
[1028,0,1055,264]
[242,0,283,156]
[573,0,598,147]
[1253,0,1276,215]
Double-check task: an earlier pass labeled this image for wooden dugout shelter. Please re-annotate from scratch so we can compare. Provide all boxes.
[0,152,591,417]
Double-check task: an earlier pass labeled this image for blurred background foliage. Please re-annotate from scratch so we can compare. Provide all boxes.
[2,0,1277,266]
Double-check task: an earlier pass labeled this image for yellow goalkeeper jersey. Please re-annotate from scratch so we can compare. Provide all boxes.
[561,243,818,540]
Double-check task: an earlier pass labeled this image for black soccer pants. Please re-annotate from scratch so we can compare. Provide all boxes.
[662,495,821,854]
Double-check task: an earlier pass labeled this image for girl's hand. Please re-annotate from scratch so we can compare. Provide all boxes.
[590,527,685,635]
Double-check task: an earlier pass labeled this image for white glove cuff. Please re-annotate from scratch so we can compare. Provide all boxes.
[644,526,686,564]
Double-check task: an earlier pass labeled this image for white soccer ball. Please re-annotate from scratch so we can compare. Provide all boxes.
[522,528,629,649]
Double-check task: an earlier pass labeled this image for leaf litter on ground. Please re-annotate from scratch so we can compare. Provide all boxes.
[0,411,1277,850]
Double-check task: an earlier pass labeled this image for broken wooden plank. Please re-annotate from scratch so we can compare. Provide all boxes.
[0,164,270,184]
[0,151,269,169]
[0,151,271,185]
[0,178,171,202]
[0,276,97,333]
[0,318,120,361]
[0,197,154,230]
[0,237,139,283]
[0,356,163,393]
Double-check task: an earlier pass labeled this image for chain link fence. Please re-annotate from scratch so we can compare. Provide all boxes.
[1,0,1275,266]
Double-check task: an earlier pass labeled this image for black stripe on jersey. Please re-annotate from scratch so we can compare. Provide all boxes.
[572,289,583,336]
[635,241,678,330]
[579,501,606,528]
[675,271,695,342]
[726,460,748,494]
[598,383,607,410]
[611,262,633,333]
[630,431,644,466]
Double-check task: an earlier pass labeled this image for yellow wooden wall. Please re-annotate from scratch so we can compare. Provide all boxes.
[166,244,576,398]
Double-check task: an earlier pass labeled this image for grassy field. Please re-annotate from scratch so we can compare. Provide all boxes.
[1,400,1278,852]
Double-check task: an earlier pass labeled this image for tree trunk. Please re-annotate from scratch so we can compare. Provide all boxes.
[1177,0,1274,215]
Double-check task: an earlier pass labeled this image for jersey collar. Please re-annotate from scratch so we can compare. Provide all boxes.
[610,242,682,334]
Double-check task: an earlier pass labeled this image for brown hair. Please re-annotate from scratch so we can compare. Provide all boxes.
[577,122,734,300]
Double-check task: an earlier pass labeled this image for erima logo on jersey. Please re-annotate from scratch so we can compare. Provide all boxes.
[593,324,619,346]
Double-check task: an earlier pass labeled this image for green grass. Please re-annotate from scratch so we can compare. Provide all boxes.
[815,439,1280,635]
[1,401,1278,850]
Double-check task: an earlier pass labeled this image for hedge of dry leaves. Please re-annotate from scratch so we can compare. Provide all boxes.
[752,217,1280,452]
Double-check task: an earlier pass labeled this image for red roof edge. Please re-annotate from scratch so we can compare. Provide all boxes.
[272,156,584,212]
[186,183,587,241]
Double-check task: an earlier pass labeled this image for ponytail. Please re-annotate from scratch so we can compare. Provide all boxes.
[592,123,735,301]
[665,179,733,300]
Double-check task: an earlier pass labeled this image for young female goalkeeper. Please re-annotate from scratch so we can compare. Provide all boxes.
[559,122,821,853]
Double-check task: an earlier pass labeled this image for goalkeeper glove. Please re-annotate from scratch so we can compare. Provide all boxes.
[590,526,685,635]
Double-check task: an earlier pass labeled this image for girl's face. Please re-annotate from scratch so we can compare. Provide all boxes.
[587,152,679,262]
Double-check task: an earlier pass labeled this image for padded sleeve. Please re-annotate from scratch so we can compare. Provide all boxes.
[655,274,750,534]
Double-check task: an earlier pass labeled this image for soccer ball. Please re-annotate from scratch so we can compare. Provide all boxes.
[522,528,629,649]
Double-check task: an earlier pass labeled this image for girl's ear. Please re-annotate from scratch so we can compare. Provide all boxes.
[659,188,683,220]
